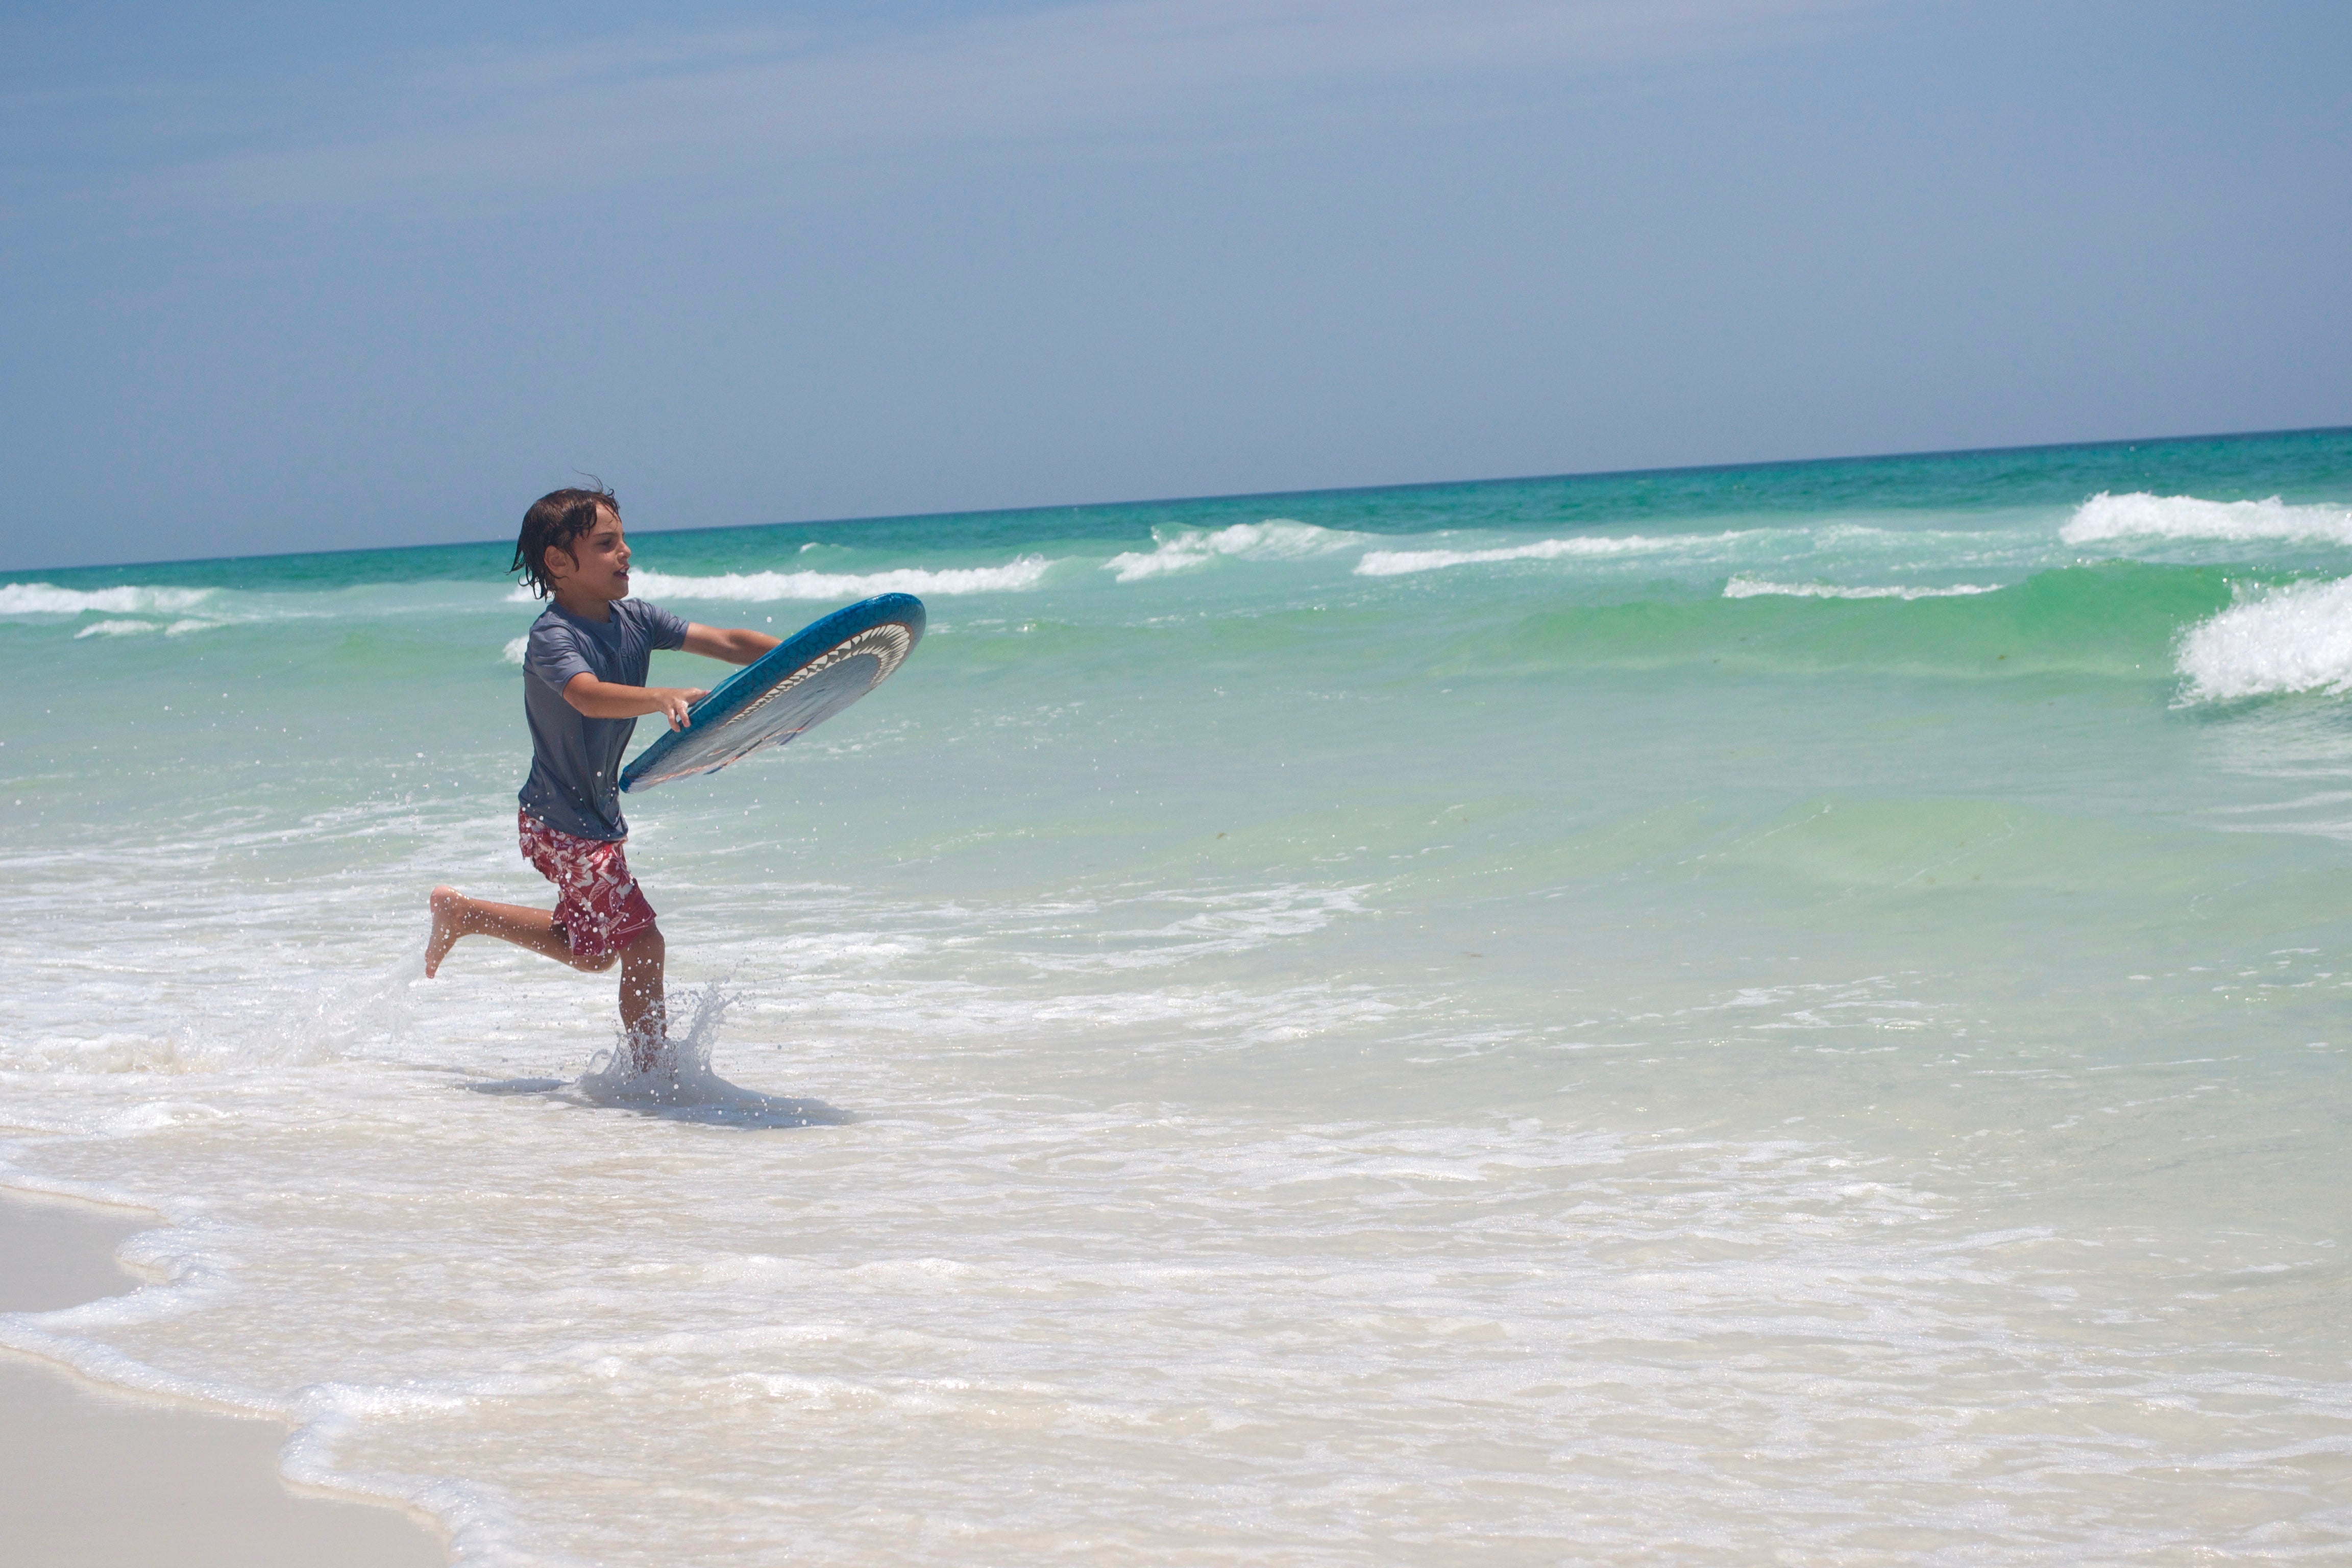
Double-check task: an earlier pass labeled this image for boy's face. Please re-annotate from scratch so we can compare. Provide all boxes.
[546,507,632,604]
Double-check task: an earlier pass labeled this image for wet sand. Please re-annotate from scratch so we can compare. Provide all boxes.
[0,1189,446,1567]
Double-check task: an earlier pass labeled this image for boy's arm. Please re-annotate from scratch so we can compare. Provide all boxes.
[681,623,782,666]
[554,624,776,729]
[562,674,708,731]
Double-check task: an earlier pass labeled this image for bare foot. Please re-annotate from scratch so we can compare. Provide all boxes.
[425,886,467,977]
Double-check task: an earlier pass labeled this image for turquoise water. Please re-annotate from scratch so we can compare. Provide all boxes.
[4,429,2351,1563]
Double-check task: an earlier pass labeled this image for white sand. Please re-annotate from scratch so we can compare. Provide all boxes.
[0,1190,446,1567]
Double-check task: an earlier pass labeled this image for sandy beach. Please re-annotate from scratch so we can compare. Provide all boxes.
[0,1190,444,1568]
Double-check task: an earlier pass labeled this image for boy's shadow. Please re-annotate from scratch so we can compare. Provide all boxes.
[461,1074,853,1129]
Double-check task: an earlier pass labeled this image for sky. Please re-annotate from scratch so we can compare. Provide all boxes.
[1,0,2346,570]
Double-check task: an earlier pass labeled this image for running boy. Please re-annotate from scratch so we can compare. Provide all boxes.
[425,487,778,1070]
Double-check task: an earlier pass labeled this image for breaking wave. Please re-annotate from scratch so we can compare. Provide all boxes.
[0,583,216,617]
[1106,520,1362,583]
[1354,532,1745,577]
[2062,492,2352,548]
[70,617,239,639]
[504,558,1055,604]
[2176,576,2352,702]
[1724,577,2005,601]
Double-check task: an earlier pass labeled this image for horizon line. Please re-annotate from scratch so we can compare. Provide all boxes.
[11,420,2350,579]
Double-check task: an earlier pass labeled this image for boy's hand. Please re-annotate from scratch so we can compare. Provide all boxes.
[653,687,708,730]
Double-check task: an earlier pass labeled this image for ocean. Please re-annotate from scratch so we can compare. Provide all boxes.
[4,428,2350,1564]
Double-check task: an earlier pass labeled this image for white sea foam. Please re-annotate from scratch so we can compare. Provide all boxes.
[1354,532,1738,576]
[1723,577,2005,601]
[1106,520,1361,583]
[1020,884,1368,973]
[0,582,216,617]
[2176,576,2352,701]
[504,558,1054,604]
[501,635,529,665]
[65,612,240,639]
[2062,492,2352,547]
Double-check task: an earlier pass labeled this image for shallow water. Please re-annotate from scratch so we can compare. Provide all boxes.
[4,430,2351,1563]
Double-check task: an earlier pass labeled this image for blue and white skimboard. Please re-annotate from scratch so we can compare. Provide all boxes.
[620,593,924,792]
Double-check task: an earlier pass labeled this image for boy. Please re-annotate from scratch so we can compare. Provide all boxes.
[425,487,779,1070]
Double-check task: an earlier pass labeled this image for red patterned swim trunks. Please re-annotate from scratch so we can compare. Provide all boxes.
[517,809,658,960]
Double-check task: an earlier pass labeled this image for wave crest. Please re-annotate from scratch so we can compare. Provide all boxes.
[2062,493,2352,548]
[504,557,1054,604]
[0,583,216,617]
[2176,577,2352,701]
[1724,577,2004,601]
[1105,520,1361,583]
[1355,533,1738,577]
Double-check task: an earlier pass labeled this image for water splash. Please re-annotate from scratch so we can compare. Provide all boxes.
[570,984,851,1128]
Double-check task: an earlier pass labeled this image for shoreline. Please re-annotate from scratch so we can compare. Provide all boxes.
[0,1187,448,1567]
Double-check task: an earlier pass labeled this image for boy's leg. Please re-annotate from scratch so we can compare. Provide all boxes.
[425,887,616,977]
[618,924,666,1072]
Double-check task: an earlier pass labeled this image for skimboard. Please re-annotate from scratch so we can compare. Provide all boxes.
[620,593,924,792]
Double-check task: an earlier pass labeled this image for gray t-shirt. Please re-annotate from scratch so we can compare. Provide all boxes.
[518,599,691,841]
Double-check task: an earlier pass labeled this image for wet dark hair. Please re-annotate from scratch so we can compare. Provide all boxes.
[511,485,620,599]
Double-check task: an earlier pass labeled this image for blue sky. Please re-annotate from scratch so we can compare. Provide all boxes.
[2,1,2346,569]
